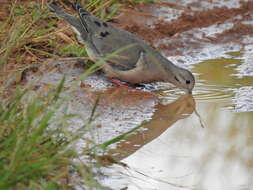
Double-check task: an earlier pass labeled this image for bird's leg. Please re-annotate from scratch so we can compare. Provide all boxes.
[108,78,135,90]
[109,78,124,86]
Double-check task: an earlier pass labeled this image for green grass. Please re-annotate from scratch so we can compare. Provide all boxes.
[0,80,74,189]
[0,77,109,189]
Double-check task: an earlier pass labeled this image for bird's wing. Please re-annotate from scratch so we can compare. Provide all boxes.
[103,51,163,83]
[72,3,149,70]
[48,3,152,71]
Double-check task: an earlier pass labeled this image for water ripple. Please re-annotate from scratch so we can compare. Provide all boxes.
[159,82,234,103]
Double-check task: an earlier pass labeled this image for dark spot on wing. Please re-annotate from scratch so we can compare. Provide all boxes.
[94,21,101,27]
[174,76,179,82]
[186,80,191,84]
[100,31,110,37]
[103,22,108,27]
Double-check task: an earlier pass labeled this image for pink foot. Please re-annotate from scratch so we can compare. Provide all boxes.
[109,78,135,90]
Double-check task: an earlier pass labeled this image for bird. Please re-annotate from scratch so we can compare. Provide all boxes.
[47,2,195,94]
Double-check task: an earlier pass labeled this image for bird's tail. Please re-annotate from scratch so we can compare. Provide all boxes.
[47,3,89,40]
[71,3,90,33]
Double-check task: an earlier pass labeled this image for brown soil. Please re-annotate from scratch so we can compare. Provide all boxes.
[0,1,9,21]
[113,1,253,47]
[216,23,253,43]
[155,1,253,36]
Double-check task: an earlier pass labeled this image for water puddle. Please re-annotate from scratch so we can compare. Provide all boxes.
[101,109,253,190]
[97,57,253,190]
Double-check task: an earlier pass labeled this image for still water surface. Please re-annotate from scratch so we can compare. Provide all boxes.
[100,57,253,190]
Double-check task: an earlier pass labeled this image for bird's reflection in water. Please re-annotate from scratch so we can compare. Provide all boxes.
[108,94,196,160]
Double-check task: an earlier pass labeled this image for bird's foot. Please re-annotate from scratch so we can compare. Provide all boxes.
[109,78,135,90]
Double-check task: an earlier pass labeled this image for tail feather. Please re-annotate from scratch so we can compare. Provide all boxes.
[72,3,90,33]
[72,3,90,16]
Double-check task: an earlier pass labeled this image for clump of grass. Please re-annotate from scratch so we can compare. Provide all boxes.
[0,0,121,66]
[0,77,109,189]
[0,0,115,86]
[0,1,89,84]
[0,79,75,189]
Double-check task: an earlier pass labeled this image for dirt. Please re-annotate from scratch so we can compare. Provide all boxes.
[216,23,253,42]
[112,1,253,50]
[0,1,9,21]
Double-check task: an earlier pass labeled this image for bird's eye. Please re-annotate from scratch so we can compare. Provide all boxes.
[186,80,191,84]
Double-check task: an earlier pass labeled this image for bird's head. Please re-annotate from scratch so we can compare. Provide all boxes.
[165,67,195,94]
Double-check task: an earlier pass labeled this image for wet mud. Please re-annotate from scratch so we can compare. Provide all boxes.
[113,1,253,49]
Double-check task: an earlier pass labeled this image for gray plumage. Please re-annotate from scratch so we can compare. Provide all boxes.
[47,3,195,93]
